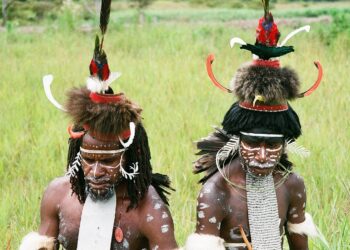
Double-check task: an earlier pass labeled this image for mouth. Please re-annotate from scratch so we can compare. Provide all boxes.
[87,181,111,190]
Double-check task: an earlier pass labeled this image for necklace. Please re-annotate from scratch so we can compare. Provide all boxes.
[217,155,290,194]
[114,192,126,243]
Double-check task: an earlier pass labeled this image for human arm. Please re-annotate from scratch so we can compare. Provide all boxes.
[285,173,308,250]
[140,186,178,250]
[20,178,65,250]
[194,181,227,235]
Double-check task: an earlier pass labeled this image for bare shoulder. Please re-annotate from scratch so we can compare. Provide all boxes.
[284,172,307,223]
[44,176,70,196]
[137,185,177,248]
[138,185,172,217]
[284,172,306,196]
[41,176,71,207]
[198,171,230,206]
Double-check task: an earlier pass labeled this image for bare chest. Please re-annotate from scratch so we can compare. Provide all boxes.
[220,184,290,243]
[57,196,148,250]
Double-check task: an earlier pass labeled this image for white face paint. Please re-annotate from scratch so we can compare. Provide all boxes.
[161,224,169,233]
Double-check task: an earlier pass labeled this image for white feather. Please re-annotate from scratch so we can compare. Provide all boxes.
[182,234,225,250]
[229,37,247,48]
[19,232,55,250]
[287,213,329,248]
[286,140,311,158]
[86,77,102,93]
[43,75,67,112]
[279,25,311,47]
[104,72,122,90]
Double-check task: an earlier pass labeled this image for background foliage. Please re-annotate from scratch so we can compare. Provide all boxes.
[0,0,349,249]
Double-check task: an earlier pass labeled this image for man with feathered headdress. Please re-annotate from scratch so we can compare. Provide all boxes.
[19,1,178,249]
[182,1,326,249]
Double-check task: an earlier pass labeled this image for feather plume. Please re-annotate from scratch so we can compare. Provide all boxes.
[100,0,111,36]
[286,140,311,158]
[262,0,269,17]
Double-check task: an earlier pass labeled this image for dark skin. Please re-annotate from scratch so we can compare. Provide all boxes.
[195,137,308,250]
[38,133,178,250]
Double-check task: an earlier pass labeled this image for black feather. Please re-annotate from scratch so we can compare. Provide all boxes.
[240,43,294,60]
[100,0,112,35]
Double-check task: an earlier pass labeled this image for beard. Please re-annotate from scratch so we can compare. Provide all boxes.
[85,184,115,201]
[84,176,116,202]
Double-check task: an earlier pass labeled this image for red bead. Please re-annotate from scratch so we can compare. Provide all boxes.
[115,227,123,243]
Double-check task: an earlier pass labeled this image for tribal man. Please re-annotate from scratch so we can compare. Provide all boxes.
[19,1,178,249]
[183,1,326,249]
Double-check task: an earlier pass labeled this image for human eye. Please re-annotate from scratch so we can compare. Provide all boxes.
[81,155,95,165]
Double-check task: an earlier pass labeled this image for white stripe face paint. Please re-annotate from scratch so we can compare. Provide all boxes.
[239,138,284,175]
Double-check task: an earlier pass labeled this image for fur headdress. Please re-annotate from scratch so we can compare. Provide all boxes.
[205,0,323,139]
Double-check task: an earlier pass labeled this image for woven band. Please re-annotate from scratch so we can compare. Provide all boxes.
[239,101,288,112]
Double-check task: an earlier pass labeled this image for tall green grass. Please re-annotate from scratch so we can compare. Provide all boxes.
[0,21,349,249]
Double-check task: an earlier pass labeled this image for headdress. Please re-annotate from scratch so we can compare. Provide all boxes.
[42,0,172,208]
[195,2,324,249]
[195,0,323,179]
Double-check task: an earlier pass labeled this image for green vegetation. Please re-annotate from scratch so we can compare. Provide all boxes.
[0,1,349,249]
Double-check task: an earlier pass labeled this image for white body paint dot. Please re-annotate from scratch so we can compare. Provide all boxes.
[292,214,299,218]
[203,187,211,194]
[289,207,297,214]
[199,203,210,209]
[209,217,217,224]
[161,224,169,233]
[154,203,161,210]
[162,211,168,219]
[146,214,154,222]
[198,211,205,219]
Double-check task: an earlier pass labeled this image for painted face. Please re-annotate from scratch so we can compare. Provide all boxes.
[81,132,125,201]
[239,131,284,176]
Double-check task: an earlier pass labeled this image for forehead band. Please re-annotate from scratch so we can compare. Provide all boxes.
[80,147,126,155]
[240,132,284,138]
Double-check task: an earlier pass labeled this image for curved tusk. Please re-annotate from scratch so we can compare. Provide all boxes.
[230,37,247,48]
[298,61,323,98]
[68,124,85,139]
[206,54,232,93]
[43,75,67,112]
[279,25,310,47]
[119,122,136,148]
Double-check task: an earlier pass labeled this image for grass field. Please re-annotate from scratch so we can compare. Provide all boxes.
[0,3,350,249]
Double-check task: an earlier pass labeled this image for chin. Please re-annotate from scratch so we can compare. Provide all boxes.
[248,166,275,176]
[85,185,115,201]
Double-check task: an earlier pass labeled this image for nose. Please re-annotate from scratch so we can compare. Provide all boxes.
[256,144,267,163]
[91,162,105,178]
